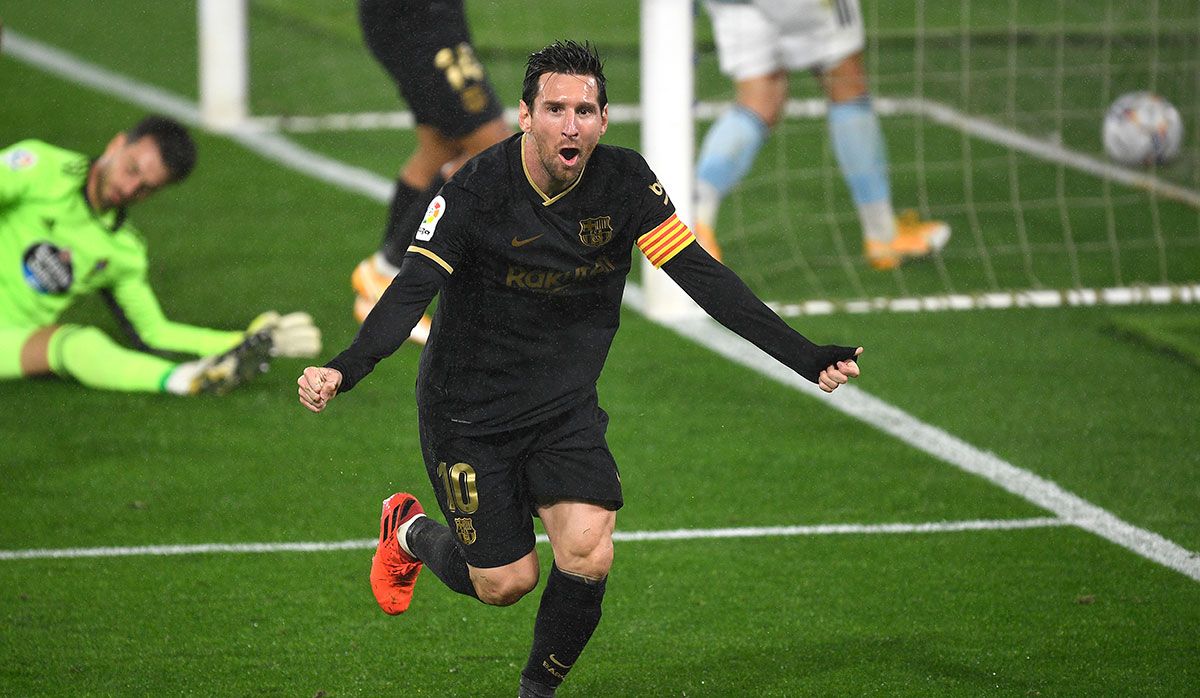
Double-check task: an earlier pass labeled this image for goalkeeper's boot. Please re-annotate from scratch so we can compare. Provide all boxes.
[351,257,432,345]
[370,492,425,615]
[188,330,273,395]
[693,221,723,262]
[865,210,950,270]
[351,257,394,311]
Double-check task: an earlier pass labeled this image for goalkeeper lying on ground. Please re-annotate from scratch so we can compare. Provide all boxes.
[0,115,320,394]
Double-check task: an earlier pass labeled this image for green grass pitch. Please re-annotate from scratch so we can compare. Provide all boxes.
[2,2,1198,695]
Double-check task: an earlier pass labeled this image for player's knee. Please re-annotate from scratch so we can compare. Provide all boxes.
[471,565,539,606]
[555,534,614,580]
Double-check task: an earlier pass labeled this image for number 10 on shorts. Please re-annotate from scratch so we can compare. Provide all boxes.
[437,461,479,514]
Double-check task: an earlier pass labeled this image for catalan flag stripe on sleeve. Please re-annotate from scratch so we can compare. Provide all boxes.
[636,214,695,268]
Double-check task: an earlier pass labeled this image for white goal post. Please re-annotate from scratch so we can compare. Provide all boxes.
[638,0,704,320]
[198,0,249,130]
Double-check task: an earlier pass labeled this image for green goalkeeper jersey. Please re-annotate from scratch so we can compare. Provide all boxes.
[0,139,242,356]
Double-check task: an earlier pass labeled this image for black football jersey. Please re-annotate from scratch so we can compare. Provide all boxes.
[327,134,857,434]
[407,133,682,432]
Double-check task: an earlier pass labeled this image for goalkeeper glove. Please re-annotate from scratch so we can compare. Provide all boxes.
[247,311,322,358]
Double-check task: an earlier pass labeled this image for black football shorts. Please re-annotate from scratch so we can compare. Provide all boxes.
[417,398,623,569]
[358,0,503,137]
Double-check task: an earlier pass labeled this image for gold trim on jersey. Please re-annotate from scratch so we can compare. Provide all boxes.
[407,245,454,274]
[520,133,585,206]
[636,213,695,268]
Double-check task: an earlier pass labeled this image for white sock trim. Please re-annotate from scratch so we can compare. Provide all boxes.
[163,359,204,395]
[694,180,722,230]
[858,199,897,243]
[396,512,426,557]
[372,251,402,277]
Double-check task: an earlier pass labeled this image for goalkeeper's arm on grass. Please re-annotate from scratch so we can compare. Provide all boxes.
[107,275,321,359]
[61,274,325,395]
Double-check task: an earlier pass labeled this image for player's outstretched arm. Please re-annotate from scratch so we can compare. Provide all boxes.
[298,366,342,413]
[817,346,863,393]
[659,242,861,385]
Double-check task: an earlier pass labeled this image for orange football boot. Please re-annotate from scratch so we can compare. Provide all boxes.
[693,221,723,262]
[369,492,425,615]
[865,210,950,270]
[351,257,433,344]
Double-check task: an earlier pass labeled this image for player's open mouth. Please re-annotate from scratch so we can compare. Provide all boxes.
[559,148,580,166]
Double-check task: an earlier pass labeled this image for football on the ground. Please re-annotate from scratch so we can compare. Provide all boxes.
[1102,91,1184,166]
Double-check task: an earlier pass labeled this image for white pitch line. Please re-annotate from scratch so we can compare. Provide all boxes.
[6,31,1198,582]
[624,284,1200,583]
[2,30,393,204]
[0,517,1066,561]
[898,97,1200,209]
[765,284,1200,317]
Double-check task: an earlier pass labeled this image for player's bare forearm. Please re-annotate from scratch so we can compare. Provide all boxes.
[297,366,342,413]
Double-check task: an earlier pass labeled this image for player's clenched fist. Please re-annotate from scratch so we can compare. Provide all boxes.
[817,346,863,394]
[298,366,342,413]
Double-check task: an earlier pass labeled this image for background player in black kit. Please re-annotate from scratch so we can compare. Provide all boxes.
[299,41,862,698]
[351,0,512,338]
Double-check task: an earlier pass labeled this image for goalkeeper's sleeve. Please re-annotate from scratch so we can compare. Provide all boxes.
[105,274,244,357]
[660,241,858,383]
[325,255,444,393]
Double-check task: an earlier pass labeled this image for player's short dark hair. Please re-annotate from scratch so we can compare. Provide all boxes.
[125,115,197,183]
[522,40,607,109]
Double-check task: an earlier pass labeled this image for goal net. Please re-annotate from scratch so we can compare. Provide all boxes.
[212,0,1200,315]
[695,0,1200,315]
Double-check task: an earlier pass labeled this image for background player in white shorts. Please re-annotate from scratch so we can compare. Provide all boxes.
[696,0,949,269]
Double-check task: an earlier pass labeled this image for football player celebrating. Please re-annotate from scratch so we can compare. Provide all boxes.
[1,116,320,395]
[299,42,861,697]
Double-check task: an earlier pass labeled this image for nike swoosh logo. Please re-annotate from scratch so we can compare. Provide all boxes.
[549,654,573,669]
[511,234,544,247]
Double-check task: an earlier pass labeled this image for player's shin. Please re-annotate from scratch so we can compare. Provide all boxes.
[380,179,423,258]
[380,174,446,268]
[405,516,479,598]
[827,97,896,243]
[520,564,607,695]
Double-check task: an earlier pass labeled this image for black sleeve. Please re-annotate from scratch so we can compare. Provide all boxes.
[660,242,858,383]
[325,256,446,393]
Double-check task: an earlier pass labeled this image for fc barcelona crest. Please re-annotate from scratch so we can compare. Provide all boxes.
[454,517,477,545]
[578,216,614,247]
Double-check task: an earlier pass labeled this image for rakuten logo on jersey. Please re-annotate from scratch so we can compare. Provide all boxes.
[505,256,617,294]
[22,242,74,294]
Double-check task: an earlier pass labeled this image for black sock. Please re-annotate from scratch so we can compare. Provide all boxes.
[520,564,607,691]
[379,179,420,258]
[405,516,478,598]
[380,175,445,267]
[518,674,557,698]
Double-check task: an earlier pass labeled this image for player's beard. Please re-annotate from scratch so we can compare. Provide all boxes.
[538,137,593,190]
[93,162,122,210]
